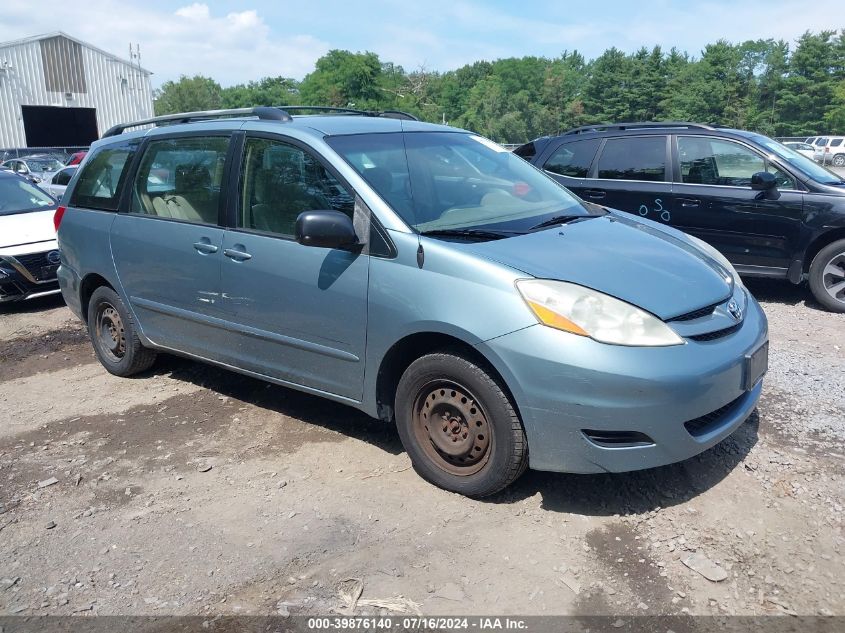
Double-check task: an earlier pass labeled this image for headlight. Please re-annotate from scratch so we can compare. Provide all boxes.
[687,235,741,286]
[516,280,684,347]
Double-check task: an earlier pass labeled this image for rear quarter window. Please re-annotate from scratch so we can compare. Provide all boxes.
[69,140,139,211]
[544,139,600,178]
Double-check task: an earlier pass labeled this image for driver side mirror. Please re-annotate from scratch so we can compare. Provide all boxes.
[295,210,360,249]
[751,171,779,200]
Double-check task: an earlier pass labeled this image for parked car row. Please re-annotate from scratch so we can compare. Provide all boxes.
[4,108,842,497]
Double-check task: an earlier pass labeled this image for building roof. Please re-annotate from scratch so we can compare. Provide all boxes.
[0,31,152,75]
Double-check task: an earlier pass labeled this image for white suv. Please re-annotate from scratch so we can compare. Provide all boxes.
[814,136,845,166]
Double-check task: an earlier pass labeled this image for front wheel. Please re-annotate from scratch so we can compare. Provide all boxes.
[808,239,845,312]
[87,286,157,376]
[395,351,527,497]
[832,154,845,167]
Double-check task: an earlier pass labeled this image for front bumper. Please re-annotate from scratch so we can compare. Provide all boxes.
[477,295,768,474]
[0,250,61,303]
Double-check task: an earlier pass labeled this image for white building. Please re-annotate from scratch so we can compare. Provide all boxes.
[0,32,153,149]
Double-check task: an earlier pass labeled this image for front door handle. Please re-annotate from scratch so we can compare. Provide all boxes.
[223,247,252,261]
[583,188,606,199]
[193,239,218,254]
[677,197,701,208]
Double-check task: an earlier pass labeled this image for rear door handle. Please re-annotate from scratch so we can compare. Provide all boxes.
[223,247,252,262]
[583,188,606,199]
[193,240,218,254]
[677,197,701,208]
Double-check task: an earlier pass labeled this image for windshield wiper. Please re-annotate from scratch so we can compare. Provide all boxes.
[419,228,517,241]
[529,214,597,231]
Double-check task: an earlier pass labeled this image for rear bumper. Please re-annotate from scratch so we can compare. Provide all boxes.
[477,296,768,474]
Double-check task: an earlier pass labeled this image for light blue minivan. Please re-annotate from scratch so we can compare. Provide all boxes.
[56,106,768,497]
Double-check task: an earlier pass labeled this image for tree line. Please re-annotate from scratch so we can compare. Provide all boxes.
[153,30,845,144]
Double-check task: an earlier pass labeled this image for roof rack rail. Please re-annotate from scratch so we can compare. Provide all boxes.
[102,105,420,137]
[278,106,419,121]
[562,122,715,135]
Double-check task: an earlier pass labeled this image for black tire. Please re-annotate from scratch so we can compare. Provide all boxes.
[808,239,845,313]
[395,350,527,497]
[832,154,845,167]
[87,286,157,376]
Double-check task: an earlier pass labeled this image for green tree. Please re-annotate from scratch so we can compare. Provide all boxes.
[221,77,300,108]
[154,75,223,115]
[299,50,383,107]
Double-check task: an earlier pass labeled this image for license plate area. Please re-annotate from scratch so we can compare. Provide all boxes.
[744,341,768,391]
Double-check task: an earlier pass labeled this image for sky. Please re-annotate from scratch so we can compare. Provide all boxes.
[1,0,843,87]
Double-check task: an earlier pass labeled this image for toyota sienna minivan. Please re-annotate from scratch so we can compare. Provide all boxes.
[56,106,768,497]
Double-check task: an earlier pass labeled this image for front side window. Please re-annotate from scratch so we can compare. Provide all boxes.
[596,137,667,182]
[238,137,354,237]
[544,139,600,178]
[327,132,592,232]
[70,141,138,211]
[0,176,56,216]
[678,137,795,188]
[831,139,843,148]
[130,136,229,225]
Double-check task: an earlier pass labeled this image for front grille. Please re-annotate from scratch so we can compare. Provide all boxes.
[688,323,742,342]
[684,394,745,438]
[12,252,58,281]
[670,302,719,322]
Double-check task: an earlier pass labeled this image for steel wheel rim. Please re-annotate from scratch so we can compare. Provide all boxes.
[96,303,126,361]
[822,252,845,304]
[412,380,492,476]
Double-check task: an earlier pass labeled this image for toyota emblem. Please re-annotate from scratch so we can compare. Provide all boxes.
[727,300,742,321]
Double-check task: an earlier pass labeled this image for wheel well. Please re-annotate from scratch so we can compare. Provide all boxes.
[803,228,845,272]
[375,332,516,422]
[79,274,114,322]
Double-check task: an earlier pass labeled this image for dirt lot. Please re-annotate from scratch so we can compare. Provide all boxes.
[0,278,843,619]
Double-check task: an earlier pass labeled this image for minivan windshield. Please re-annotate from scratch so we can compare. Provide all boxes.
[743,133,844,185]
[327,132,595,234]
[0,176,56,215]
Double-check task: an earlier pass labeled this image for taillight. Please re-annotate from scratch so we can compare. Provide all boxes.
[53,206,66,232]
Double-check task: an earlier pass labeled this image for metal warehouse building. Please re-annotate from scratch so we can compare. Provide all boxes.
[0,32,153,149]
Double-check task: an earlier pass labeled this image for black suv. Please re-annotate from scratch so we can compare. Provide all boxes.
[516,122,845,312]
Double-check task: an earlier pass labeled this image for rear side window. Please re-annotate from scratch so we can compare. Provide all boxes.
[596,136,667,181]
[831,138,843,147]
[70,141,138,211]
[544,139,600,178]
[815,138,828,146]
[513,142,536,160]
[130,136,230,225]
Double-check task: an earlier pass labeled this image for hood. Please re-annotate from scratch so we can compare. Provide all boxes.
[462,214,733,320]
[0,209,58,248]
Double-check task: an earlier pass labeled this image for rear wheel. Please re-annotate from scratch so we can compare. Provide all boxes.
[395,351,527,497]
[808,239,845,312]
[832,154,845,167]
[87,286,157,376]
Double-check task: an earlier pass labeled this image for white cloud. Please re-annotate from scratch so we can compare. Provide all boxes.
[0,1,330,87]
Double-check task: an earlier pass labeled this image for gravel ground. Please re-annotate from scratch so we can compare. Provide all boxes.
[0,277,843,619]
